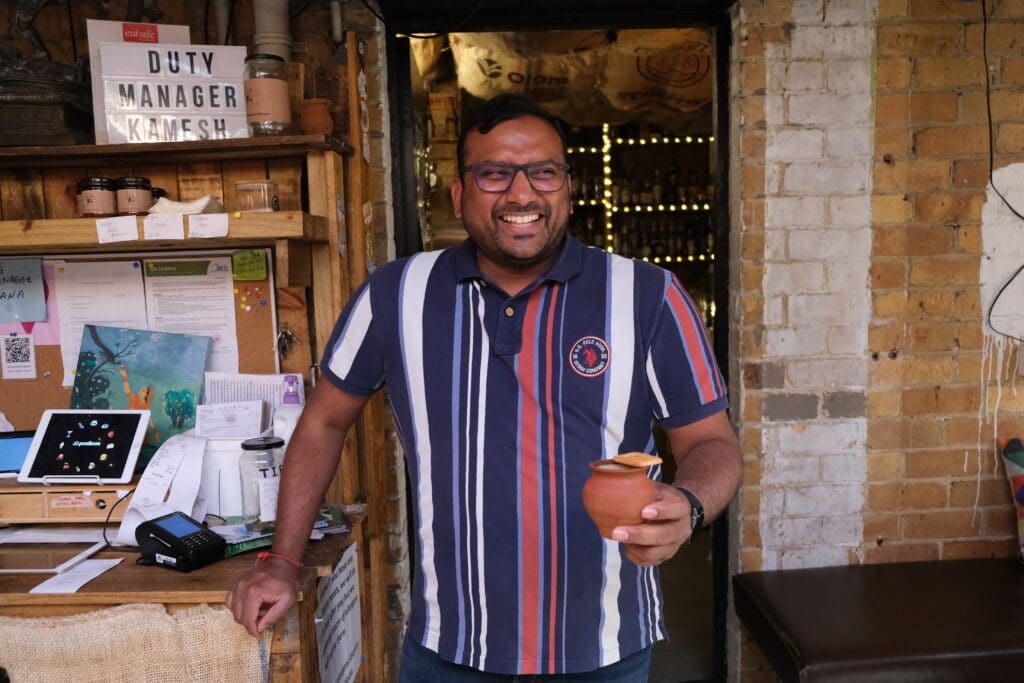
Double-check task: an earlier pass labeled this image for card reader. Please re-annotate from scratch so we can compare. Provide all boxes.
[136,511,226,572]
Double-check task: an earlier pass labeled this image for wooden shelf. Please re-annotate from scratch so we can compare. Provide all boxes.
[0,210,327,255]
[0,135,353,170]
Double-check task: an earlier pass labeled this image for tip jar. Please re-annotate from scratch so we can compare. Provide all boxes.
[243,53,291,136]
[239,435,285,531]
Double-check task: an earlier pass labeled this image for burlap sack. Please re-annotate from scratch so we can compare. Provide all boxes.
[0,603,270,682]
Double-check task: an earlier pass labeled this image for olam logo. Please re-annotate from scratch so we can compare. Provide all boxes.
[476,58,503,79]
[123,23,159,43]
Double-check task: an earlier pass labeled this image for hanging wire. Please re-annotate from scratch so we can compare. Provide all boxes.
[66,0,78,59]
[981,0,1024,344]
[357,0,484,39]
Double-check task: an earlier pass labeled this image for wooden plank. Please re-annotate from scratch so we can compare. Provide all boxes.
[286,61,306,130]
[133,165,180,203]
[222,159,269,213]
[177,162,225,203]
[267,159,303,212]
[274,238,312,288]
[275,287,313,382]
[0,136,353,170]
[0,170,44,220]
[42,168,86,219]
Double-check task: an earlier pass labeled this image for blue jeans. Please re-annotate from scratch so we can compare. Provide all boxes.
[398,634,653,682]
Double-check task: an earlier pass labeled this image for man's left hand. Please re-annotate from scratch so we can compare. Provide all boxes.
[610,483,693,566]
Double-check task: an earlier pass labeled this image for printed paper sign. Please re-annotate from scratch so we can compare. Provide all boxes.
[1,333,36,380]
[0,258,45,323]
[99,42,248,143]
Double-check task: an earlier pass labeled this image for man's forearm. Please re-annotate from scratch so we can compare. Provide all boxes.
[268,418,347,561]
[673,436,741,523]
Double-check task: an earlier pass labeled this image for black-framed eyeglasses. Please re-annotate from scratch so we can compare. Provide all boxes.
[460,161,571,193]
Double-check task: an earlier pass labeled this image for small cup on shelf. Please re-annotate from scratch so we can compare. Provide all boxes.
[234,180,280,213]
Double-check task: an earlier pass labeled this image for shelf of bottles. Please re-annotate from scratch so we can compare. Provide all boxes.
[567,123,715,266]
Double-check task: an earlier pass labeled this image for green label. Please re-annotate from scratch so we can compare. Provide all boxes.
[145,260,209,276]
[233,250,267,281]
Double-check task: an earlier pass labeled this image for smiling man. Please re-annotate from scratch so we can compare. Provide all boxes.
[227,93,741,682]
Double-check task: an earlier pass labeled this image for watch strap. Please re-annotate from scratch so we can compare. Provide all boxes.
[672,484,705,533]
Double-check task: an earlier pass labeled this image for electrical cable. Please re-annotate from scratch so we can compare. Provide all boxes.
[101,487,137,552]
[66,0,78,60]
[224,0,236,45]
[203,0,211,45]
[980,0,1024,343]
[357,0,484,39]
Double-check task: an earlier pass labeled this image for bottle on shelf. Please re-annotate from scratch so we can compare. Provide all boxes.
[652,170,664,204]
[640,178,654,205]
[667,159,680,202]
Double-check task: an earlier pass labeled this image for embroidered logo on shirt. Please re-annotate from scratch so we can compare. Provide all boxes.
[569,336,610,377]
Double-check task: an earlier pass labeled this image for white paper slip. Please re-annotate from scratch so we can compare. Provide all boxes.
[195,400,267,438]
[188,213,230,238]
[0,526,105,544]
[96,215,139,243]
[143,213,186,240]
[30,558,123,594]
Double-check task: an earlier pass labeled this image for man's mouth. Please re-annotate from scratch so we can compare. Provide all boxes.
[498,213,542,225]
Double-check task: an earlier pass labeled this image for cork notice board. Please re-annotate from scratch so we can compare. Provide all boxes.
[0,250,277,432]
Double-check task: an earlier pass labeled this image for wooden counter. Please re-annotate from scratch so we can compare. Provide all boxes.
[0,531,357,682]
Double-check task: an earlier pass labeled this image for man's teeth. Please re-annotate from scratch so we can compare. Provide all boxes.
[502,214,540,224]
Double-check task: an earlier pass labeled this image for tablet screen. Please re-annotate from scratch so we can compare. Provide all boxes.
[0,432,33,473]
[25,412,145,479]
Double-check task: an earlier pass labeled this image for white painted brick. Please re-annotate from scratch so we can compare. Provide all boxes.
[770,420,866,452]
[767,60,788,91]
[765,231,787,261]
[766,162,782,194]
[766,94,785,125]
[780,546,850,569]
[760,487,786,516]
[828,194,872,227]
[763,453,821,485]
[766,129,825,161]
[788,93,873,125]
[760,552,780,571]
[785,61,826,91]
[783,160,870,194]
[826,127,874,159]
[828,60,871,93]
[786,484,863,515]
[788,358,868,387]
[823,0,877,25]
[821,452,868,481]
[818,515,864,545]
[790,25,874,60]
[788,228,864,261]
[825,258,871,291]
[789,292,864,325]
[827,325,869,354]
[765,262,825,294]
[765,296,786,326]
[761,516,823,547]
[766,327,827,357]
[792,0,825,24]
[766,196,826,227]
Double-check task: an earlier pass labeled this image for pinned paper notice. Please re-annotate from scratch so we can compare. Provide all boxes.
[0,258,45,323]
[188,213,229,238]
[232,249,267,281]
[143,213,185,240]
[96,216,139,243]
[1,333,36,380]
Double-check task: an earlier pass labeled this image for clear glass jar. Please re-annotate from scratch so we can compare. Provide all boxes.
[239,435,285,531]
[243,53,291,136]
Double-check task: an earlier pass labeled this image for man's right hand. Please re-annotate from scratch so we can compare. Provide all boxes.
[226,557,301,637]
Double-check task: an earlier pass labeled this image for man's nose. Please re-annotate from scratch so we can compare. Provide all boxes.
[506,167,537,199]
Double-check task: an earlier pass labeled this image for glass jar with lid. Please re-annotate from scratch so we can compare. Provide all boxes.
[243,53,291,136]
[115,176,153,215]
[239,436,285,531]
[76,177,116,217]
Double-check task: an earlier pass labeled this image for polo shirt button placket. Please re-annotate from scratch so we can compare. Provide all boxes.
[504,306,515,317]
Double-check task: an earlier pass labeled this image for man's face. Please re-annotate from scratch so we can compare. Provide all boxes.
[451,115,572,272]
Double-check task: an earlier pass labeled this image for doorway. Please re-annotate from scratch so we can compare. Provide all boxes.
[383,4,731,680]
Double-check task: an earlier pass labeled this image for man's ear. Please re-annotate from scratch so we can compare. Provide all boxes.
[451,176,463,218]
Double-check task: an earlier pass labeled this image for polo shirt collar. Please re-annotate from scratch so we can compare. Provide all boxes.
[454,234,584,285]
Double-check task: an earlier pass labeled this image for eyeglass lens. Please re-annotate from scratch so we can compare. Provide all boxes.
[471,162,569,192]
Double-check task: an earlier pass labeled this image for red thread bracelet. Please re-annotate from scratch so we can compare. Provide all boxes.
[256,551,303,568]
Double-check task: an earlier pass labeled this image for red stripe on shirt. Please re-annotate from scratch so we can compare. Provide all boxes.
[518,289,543,672]
[544,284,560,672]
[666,282,717,404]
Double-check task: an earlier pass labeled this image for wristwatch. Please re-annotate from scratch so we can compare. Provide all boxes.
[673,484,705,534]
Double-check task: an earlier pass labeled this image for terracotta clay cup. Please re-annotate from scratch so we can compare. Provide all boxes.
[582,459,656,539]
[301,98,334,136]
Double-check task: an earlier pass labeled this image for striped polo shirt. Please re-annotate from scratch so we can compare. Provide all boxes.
[322,235,727,675]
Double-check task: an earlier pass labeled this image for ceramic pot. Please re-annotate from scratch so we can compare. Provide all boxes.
[582,459,656,539]
[301,98,334,136]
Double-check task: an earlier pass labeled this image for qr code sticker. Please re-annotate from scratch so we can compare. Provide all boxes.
[1,334,36,380]
[3,336,31,364]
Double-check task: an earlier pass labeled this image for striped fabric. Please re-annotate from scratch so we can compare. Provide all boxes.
[322,236,727,675]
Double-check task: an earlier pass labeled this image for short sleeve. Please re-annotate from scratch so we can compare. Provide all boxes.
[320,280,385,396]
[645,274,728,428]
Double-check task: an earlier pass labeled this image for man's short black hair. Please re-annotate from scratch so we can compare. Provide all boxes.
[456,93,568,171]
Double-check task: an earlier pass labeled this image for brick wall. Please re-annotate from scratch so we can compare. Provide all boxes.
[731,0,1024,679]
